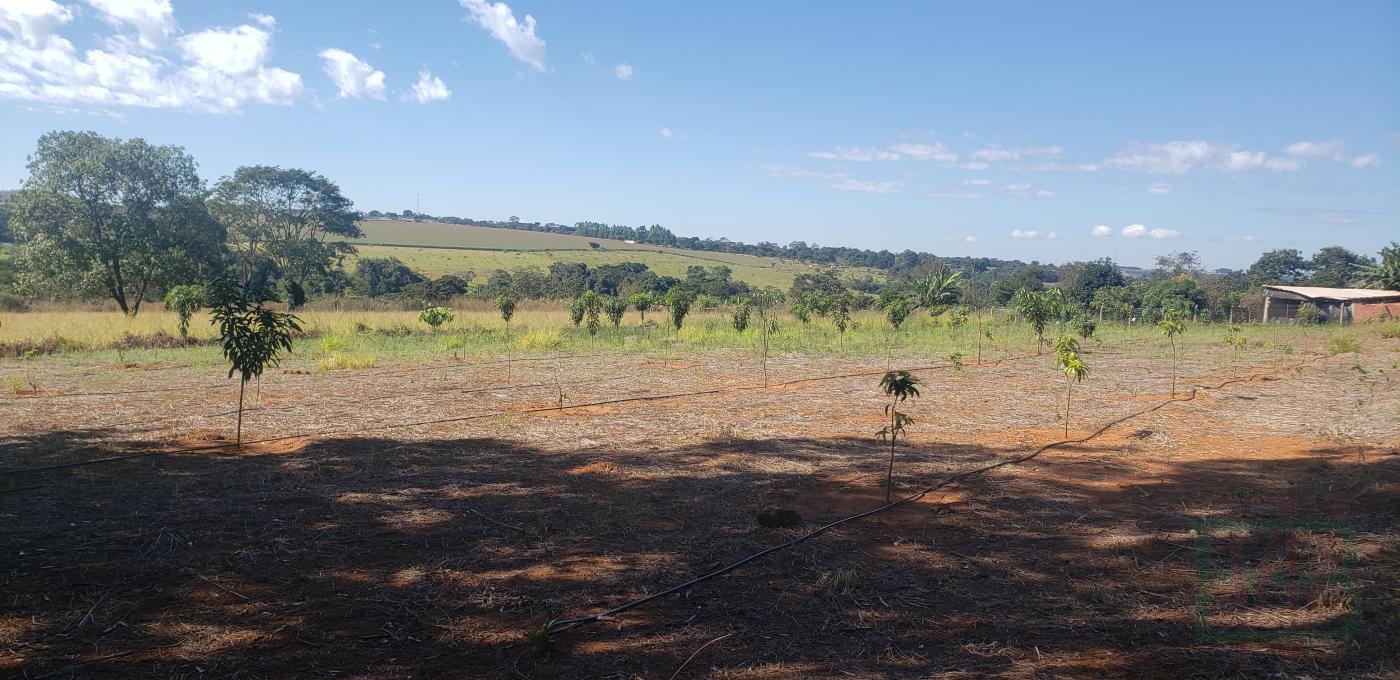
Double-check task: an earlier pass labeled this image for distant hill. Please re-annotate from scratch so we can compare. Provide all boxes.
[342,219,883,289]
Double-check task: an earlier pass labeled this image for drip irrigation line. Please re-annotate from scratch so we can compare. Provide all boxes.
[89,355,710,433]
[536,368,1297,638]
[0,354,1032,479]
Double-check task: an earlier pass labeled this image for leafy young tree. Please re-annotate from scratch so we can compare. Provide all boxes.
[832,291,852,346]
[1157,314,1185,397]
[1054,335,1089,437]
[210,165,362,308]
[1356,242,1400,290]
[418,305,454,330]
[628,292,654,322]
[882,295,913,330]
[731,297,751,332]
[750,287,786,386]
[568,296,586,326]
[496,294,517,381]
[1011,288,1061,354]
[578,291,603,340]
[877,371,921,503]
[603,296,627,328]
[207,277,302,444]
[1222,325,1247,366]
[163,284,205,338]
[11,131,225,315]
[664,288,695,332]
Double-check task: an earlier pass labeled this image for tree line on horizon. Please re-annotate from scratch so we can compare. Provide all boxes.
[1,130,1396,321]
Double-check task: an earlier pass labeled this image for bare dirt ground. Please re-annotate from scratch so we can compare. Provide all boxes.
[1,341,1397,678]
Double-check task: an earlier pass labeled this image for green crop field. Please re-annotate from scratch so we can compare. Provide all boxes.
[342,219,878,289]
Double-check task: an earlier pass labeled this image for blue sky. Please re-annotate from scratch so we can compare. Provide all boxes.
[2,1,1397,268]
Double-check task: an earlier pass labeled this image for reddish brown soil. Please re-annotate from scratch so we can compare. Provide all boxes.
[0,347,1396,678]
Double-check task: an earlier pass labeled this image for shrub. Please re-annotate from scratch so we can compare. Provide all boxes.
[1296,303,1323,326]
[317,352,376,371]
[1328,337,1361,354]
[163,284,205,338]
[418,305,454,330]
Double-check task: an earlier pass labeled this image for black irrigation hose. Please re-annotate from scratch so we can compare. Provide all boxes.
[537,367,1302,638]
[0,355,1032,478]
[89,353,714,433]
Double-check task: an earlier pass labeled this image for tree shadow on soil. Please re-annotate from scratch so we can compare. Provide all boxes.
[0,430,1396,678]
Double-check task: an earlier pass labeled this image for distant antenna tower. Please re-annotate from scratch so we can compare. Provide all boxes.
[416,193,420,216]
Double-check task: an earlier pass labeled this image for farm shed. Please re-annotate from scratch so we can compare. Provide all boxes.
[1261,285,1400,323]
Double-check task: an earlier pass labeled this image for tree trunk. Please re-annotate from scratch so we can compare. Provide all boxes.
[1064,380,1072,437]
[236,378,246,445]
[1170,339,1177,397]
[885,407,896,504]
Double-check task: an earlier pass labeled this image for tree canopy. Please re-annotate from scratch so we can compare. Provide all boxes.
[209,165,361,308]
[10,131,225,315]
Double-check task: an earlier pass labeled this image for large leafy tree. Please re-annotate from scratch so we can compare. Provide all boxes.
[1308,246,1373,288]
[11,131,225,314]
[210,166,361,308]
[1247,249,1308,287]
[1059,258,1124,306]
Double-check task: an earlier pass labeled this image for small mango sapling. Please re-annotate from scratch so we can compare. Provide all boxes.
[208,277,301,445]
[496,294,516,382]
[1054,335,1089,437]
[1157,314,1186,397]
[877,370,921,503]
[163,284,205,338]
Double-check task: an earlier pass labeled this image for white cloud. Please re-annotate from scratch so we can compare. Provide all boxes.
[1004,182,1031,191]
[1350,154,1382,168]
[1091,225,1114,237]
[459,0,547,72]
[1035,189,1055,197]
[961,178,991,186]
[1224,150,1300,172]
[888,142,957,163]
[613,62,632,80]
[87,0,177,49]
[1121,224,1180,239]
[660,127,673,138]
[957,161,991,170]
[0,4,303,112]
[1221,235,1263,242]
[1046,231,1060,240]
[1011,229,1039,239]
[830,178,899,194]
[319,48,385,100]
[1104,140,1217,174]
[807,146,901,162]
[249,13,275,28]
[970,144,1063,162]
[761,164,844,180]
[963,235,978,242]
[1147,182,1172,195]
[580,51,594,65]
[1284,139,1345,161]
[408,69,450,103]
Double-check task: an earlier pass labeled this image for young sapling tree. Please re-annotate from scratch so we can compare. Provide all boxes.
[628,292,654,323]
[603,296,627,329]
[731,297,751,332]
[1158,314,1185,396]
[1012,288,1059,355]
[208,277,301,445]
[568,296,586,327]
[496,294,516,382]
[1222,324,1247,367]
[1054,335,1089,437]
[876,370,921,503]
[832,292,852,348]
[418,305,454,332]
[163,284,205,338]
[578,291,603,344]
[664,288,694,334]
